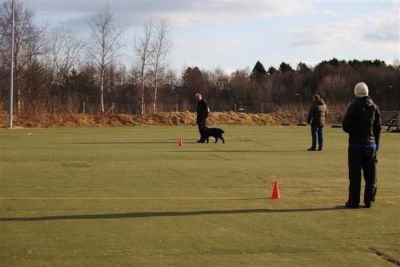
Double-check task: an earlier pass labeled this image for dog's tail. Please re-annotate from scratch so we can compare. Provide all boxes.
[220,129,225,134]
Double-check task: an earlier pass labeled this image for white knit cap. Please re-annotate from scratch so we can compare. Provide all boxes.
[354,82,369,97]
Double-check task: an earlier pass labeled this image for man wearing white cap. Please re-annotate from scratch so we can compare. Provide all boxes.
[342,82,381,209]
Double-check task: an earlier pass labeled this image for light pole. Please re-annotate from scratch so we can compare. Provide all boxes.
[8,0,15,129]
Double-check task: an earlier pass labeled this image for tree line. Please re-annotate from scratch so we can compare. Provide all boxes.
[1,0,399,116]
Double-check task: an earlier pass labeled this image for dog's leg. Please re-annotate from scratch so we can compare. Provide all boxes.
[214,137,218,143]
[221,137,225,144]
[206,137,209,143]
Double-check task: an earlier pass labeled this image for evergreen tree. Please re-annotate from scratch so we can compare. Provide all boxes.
[267,66,277,75]
[296,62,311,73]
[279,62,293,73]
[250,61,267,80]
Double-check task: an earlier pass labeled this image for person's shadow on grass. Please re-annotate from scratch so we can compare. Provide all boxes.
[0,206,346,222]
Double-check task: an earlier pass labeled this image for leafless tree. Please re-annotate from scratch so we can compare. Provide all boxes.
[0,0,41,114]
[44,26,84,111]
[24,20,47,113]
[135,19,153,115]
[88,5,123,113]
[150,18,171,113]
[47,26,84,82]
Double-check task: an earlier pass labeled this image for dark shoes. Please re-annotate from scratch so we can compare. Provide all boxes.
[345,201,374,209]
[365,201,374,208]
[307,147,322,151]
[345,202,359,209]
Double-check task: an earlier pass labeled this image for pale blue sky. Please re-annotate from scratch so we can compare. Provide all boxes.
[28,0,400,72]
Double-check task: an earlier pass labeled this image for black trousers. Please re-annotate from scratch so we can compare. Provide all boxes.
[347,147,378,206]
[197,120,207,141]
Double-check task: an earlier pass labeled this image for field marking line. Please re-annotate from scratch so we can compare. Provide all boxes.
[0,196,399,201]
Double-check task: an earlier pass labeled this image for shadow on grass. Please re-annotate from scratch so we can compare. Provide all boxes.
[171,150,303,153]
[71,138,201,145]
[0,206,345,222]
[72,141,181,145]
[71,141,303,153]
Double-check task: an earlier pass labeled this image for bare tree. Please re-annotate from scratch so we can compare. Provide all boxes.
[24,19,47,113]
[48,26,84,82]
[150,18,171,113]
[88,5,123,113]
[44,26,84,112]
[0,0,41,114]
[135,19,152,115]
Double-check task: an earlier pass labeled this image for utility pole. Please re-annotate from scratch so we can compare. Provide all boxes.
[9,0,15,128]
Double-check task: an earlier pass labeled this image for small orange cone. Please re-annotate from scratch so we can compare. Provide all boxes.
[271,180,281,199]
[178,138,184,148]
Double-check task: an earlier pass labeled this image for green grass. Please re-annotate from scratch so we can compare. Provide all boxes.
[0,126,399,266]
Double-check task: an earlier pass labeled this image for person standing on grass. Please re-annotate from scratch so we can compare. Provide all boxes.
[306,94,327,151]
[195,93,209,143]
[343,82,381,209]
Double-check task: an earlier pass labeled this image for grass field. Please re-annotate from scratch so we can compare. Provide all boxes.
[0,126,399,266]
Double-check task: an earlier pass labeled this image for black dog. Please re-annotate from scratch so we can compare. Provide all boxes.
[203,127,225,143]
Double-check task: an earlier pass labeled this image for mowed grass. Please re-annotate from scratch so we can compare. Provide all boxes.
[0,126,399,267]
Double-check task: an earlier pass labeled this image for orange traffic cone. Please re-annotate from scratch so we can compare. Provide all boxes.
[271,180,281,199]
[178,138,184,148]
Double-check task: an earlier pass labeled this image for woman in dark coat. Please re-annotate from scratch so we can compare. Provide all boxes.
[307,94,327,151]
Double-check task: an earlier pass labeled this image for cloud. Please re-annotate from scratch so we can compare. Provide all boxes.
[29,0,315,27]
[290,9,399,52]
[291,19,360,47]
[166,36,252,71]
[315,0,399,3]
[363,11,399,43]
[320,9,339,17]
[173,37,245,63]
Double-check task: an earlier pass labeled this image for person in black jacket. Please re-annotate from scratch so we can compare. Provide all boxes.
[195,93,209,143]
[307,94,327,151]
[343,82,381,209]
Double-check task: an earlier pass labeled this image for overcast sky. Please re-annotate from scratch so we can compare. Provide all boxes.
[27,0,400,73]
